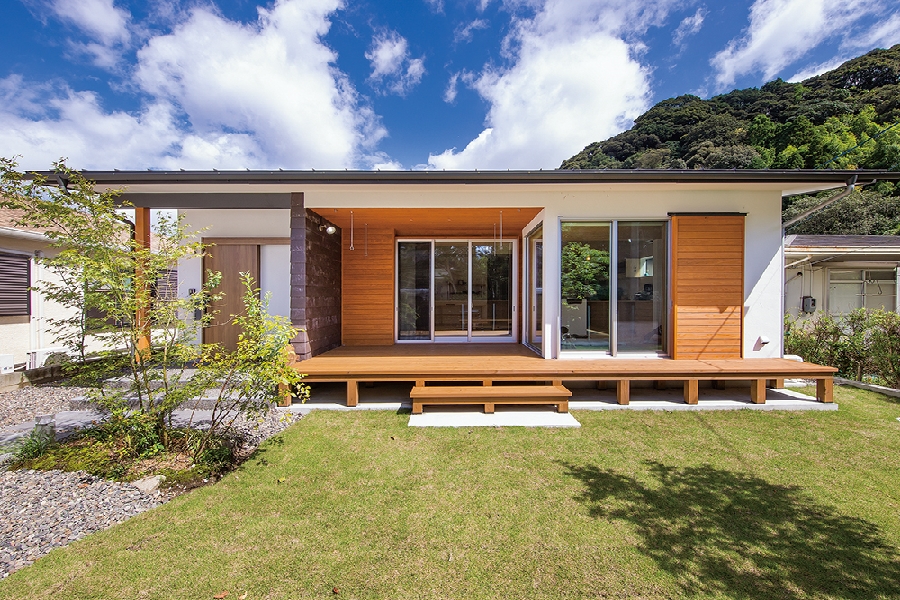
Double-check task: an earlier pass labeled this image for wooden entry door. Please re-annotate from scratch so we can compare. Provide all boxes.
[203,243,260,350]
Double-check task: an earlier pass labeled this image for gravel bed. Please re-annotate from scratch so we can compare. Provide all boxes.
[0,386,302,580]
[0,385,93,428]
[0,470,162,578]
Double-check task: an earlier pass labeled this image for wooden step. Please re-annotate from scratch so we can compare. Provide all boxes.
[410,384,571,414]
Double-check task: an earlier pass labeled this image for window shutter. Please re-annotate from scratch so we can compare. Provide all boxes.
[0,252,31,316]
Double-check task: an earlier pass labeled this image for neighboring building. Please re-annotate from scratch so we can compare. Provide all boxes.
[0,207,168,369]
[0,208,67,368]
[785,234,900,319]
[72,169,900,363]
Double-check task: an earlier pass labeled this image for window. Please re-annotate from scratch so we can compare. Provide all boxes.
[828,269,897,314]
[0,251,31,316]
[560,221,667,355]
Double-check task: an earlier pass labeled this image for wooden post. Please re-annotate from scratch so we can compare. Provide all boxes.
[750,379,766,404]
[767,378,785,389]
[616,380,630,405]
[817,377,833,403]
[684,379,699,405]
[134,207,151,360]
[277,383,292,407]
[347,379,359,407]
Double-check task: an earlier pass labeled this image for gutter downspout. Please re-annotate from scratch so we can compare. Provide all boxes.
[783,175,873,229]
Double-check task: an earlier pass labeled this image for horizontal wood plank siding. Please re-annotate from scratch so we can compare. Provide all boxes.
[671,215,744,359]
[342,228,394,345]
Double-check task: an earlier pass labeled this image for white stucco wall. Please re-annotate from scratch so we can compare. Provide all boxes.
[785,260,900,319]
[0,237,106,365]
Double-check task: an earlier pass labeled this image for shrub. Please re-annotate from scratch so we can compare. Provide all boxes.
[786,309,900,387]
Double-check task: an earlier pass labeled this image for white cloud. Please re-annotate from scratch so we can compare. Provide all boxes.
[47,0,131,45]
[2,0,387,170]
[42,0,132,67]
[424,0,444,14]
[454,19,489,44]
[672,8,705,48]
[842,11,900,51]
[787,57,848,82]
[428,0,677,170]
[443,73,460,103]
[365,31,426,96]
[711,0,889,91]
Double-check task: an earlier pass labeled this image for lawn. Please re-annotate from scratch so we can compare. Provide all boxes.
[2,386,900,599]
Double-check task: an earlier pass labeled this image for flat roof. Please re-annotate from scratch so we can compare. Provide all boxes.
[28,168,900,209]
[44,168,899,187]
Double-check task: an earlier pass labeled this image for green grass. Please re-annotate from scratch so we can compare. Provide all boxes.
[2,386,900,599]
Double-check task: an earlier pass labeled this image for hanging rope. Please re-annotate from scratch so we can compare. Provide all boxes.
[365,223,368,257]
[350,211,355,251]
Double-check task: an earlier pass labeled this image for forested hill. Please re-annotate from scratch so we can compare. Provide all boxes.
[560,45,900,172]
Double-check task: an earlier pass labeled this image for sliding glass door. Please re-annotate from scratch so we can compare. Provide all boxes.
[397,242,431,341]
[525,227,543,350]
[560,220,667,355]
[397,240,516,342]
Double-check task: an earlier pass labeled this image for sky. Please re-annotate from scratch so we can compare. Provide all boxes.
[1,0,898,172]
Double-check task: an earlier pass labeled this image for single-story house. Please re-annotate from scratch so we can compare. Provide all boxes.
[785,234,900,318]
[49,168,900,408]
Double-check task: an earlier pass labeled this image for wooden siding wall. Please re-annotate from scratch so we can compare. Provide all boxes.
[671,215,744,359]
[342,227,395,345]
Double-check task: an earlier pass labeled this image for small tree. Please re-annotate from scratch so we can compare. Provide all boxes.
[1,158,306,455]
[188,273,307,460]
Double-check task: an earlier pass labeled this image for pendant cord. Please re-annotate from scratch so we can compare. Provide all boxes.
[365,223,368,257]
[350,211,355,251]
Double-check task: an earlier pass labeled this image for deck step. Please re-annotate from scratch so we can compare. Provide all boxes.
[410,384,571,414]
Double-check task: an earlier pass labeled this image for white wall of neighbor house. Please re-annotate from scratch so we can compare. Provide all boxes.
[0,237,112,365]
[178,209,292,338]
[785,260,900,318]
[307,185,785,359]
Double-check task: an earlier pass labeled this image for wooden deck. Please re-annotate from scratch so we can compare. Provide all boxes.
[294,344,836,410]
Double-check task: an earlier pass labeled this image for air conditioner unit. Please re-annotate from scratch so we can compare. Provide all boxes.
[0,354,14,375]
[28,347,68,370]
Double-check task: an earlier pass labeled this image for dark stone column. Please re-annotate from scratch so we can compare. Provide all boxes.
[305,209,342,356]
[289,193,310,359]
[289,193,342,361]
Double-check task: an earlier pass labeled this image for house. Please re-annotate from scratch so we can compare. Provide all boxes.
[0,208,66,370]
[0,207,170,371]
[59,168,900,408]
[784,234,900,318]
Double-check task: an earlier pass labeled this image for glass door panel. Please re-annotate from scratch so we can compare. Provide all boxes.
[560,222,611,352]
[434,242,469,338]
[615,222,667,353]
[527,229,543,349]
[397,241,431,340]
[472,242,513,338]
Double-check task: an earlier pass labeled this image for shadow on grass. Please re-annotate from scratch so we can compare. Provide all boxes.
[562,461,900,599]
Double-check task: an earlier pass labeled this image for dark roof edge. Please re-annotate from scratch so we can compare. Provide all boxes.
[25,169,900,186]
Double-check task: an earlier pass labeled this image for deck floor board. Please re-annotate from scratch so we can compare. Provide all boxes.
[295,344,835,380]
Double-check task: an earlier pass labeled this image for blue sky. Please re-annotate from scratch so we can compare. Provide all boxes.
[1,0,898,171]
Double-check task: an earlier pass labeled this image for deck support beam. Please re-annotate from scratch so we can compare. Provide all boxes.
[684,379,698,404]
[750,379,767,404]
[767,378,785,389]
